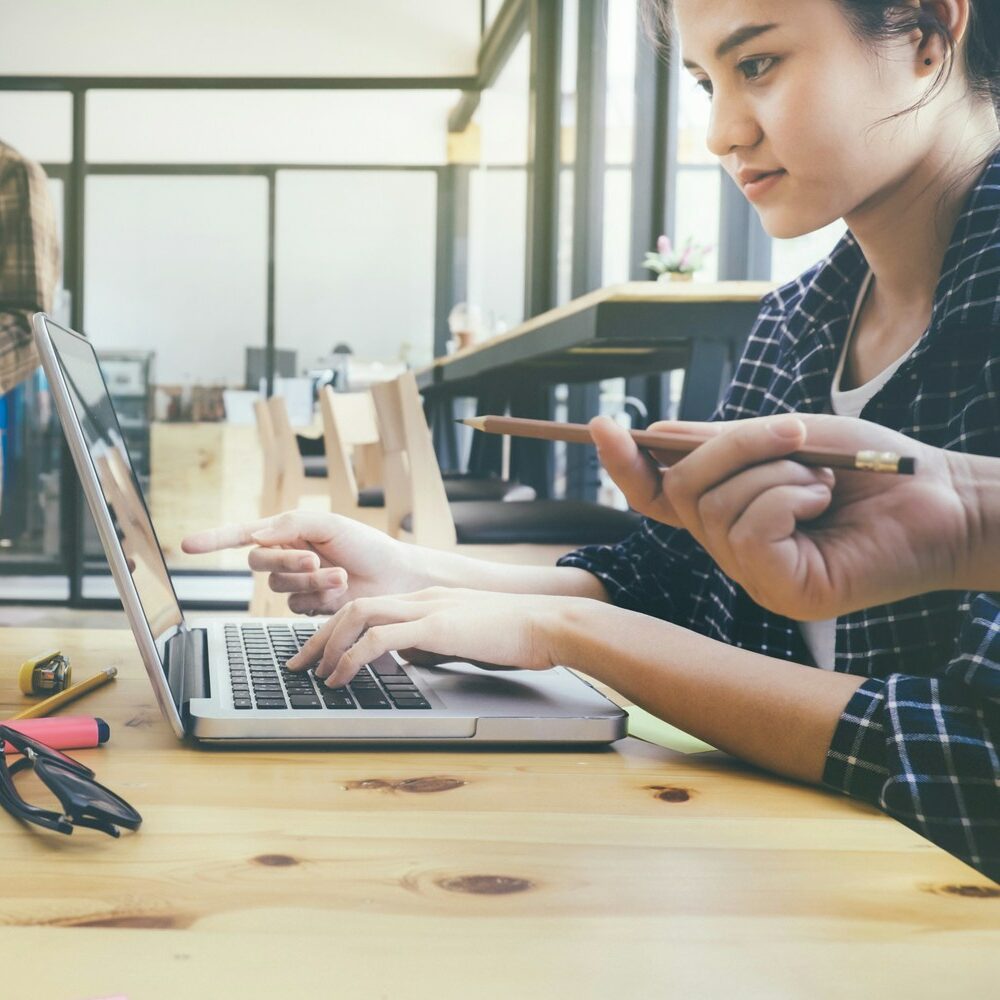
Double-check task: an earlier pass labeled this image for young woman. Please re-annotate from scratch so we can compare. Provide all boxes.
[185,0,1000,878]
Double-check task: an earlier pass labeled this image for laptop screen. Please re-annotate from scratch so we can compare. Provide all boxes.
[45,319,185,647]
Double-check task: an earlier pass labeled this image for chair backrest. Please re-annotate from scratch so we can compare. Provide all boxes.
[327,390,383,489]
[254,398,281,517]
[318,386,362,511]
[370,372,456,548]
[266,395,305,506]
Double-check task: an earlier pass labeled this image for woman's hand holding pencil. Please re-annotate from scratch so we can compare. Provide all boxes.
[586,412,989,621]
[462,410,994,621]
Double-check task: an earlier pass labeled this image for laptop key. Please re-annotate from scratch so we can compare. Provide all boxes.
[289,696,322,709]
[352,690,390,710]
[372,657,406,676]
[255,699,288,710]
[233,699,253,710]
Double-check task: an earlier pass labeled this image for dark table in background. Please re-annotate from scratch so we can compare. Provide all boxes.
[417,281,774,499]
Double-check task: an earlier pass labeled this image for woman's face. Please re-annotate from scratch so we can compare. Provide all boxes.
[674,0,944,238]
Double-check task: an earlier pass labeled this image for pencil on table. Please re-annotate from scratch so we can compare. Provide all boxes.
[10,666,118,721]
[459,415,916,476]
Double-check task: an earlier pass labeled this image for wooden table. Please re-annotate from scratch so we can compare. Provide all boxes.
[417,281,773,496]
[417,280,771,397]
[1,628,997,1000]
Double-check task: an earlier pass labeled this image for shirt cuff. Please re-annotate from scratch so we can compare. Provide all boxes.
[821,677,890,805]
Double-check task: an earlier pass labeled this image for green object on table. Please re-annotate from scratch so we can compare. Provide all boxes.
[626,705,717,754]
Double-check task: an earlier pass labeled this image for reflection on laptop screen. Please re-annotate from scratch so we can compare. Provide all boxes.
[45,319,184,643]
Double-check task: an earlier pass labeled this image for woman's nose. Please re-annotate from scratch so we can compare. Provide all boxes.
[705,95,763,158]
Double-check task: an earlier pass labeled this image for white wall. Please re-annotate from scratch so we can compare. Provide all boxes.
[0,0,479,78]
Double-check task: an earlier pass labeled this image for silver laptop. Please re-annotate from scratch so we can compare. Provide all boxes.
[33,314,626,746]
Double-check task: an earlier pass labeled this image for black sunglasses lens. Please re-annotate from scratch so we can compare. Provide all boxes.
[40,763,141,826]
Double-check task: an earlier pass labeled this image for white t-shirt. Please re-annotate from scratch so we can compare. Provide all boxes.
[799,271,919,670]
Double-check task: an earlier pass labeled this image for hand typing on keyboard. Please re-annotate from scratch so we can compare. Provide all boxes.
[285,587,597,689]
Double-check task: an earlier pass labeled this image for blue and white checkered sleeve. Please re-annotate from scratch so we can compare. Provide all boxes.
[823,594,1000,882]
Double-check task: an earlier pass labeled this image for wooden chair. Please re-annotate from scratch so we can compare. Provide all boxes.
[370,372,639,565]
[318,386,388,532]
[267,395,331,512]
[250,399,292,617]
[253,399,281,519]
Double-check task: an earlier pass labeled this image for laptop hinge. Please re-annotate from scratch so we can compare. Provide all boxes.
[166,627,211,710]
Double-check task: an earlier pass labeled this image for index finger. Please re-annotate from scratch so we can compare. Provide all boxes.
[181,517,276,554]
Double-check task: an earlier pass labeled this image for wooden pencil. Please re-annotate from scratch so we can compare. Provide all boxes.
[10,667,118,721]
[459,415,916,475]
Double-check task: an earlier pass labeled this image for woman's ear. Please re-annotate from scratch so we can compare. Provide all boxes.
[915,0,969,76]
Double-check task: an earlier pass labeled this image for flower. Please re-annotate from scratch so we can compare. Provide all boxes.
[642,234,714,275]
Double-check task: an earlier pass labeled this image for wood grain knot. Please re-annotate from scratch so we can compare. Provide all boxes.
[253,853,299,867]
[344,776,465,793]
[646,785,691,803]
[395,777,465,794]
[71,914,180,929]
[935,884,1000,899]
[436,875,534,896]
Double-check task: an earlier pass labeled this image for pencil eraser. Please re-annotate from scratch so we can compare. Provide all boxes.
[96,718,111,744]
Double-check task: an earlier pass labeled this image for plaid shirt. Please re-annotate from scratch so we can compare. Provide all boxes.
[0,139,60,394]
[560,149,1000,881]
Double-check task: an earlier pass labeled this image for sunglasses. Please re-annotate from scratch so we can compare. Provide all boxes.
[0,724,142,838]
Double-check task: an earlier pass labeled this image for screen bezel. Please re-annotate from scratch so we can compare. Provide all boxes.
[32,313,187,739]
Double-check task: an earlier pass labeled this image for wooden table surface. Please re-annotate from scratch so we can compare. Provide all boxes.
[1,628,997,1000]
[415,281,774,396]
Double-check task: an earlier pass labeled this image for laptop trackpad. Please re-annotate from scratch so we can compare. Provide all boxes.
[410,662,596,718]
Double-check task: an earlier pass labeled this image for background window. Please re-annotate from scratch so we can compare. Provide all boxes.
[86,90,455,166]
[467,32,530,334]
[84,175,270,385]
[275,169,438,370]
[673,64,721,282]
[602,0,638,285]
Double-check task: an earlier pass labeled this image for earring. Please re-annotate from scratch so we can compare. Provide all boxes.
[924,58,933,65]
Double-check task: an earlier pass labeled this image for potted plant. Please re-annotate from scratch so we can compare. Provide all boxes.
[642,234,714,281]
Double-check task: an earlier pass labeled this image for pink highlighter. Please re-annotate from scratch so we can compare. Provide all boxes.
[2,716,110,753]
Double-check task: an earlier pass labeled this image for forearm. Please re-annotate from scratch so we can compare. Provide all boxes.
[422,544,610,601]
[559,602,864,784]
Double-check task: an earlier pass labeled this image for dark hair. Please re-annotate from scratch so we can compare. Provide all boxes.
[642,0,1000,114]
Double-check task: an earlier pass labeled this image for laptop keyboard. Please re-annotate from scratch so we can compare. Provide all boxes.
[224,623,431,711]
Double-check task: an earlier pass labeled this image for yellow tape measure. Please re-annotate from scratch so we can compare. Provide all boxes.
[18,651,72,696]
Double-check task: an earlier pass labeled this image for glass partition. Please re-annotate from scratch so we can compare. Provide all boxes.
[0,92,74,164]
[275,169,437,371]
[87,90,454,166]
[467,32,530,334]
[602,0,638,284]
[673,60,721,282]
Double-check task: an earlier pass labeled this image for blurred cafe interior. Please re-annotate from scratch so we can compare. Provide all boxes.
[0,0,842,616]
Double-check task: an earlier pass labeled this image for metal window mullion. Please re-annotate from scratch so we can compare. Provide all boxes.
[64,88,87,606]
[565,0,608,501]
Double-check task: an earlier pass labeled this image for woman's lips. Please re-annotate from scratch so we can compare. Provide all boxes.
[742,169,787,202]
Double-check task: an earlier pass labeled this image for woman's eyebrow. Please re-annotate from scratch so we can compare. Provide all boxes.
[682,22,780,70]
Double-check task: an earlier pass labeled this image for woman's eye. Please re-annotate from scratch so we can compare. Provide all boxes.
[695,79,714,99]
[738,56,777,82]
